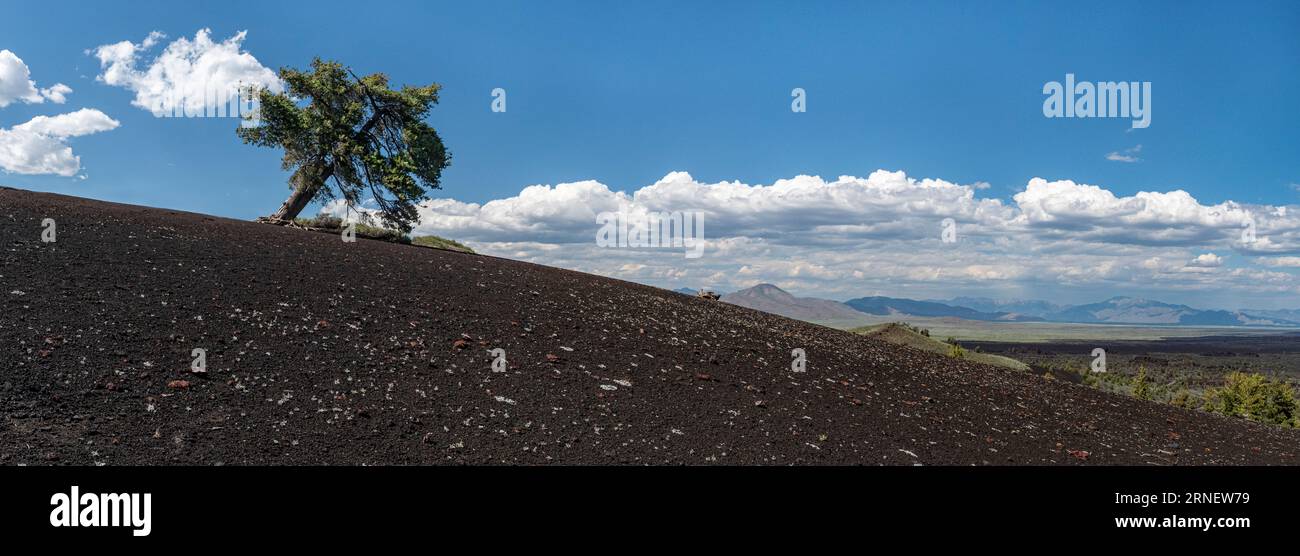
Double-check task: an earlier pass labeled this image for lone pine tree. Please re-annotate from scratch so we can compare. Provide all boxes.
[238,58,450,232]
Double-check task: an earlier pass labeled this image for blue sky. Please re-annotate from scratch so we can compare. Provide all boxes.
[2,0,1299,308]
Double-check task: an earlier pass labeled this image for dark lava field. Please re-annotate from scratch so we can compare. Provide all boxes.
[3,187,1298,465]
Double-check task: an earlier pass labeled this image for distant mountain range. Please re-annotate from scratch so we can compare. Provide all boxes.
[944,296,1300,327]
[700,284,1300,327]
[1239,308,1300,324]
[844,296,1043,322]
[720,284,866,322]
[939,297,1064,318]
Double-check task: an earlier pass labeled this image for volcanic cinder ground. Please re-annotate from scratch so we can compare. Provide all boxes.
[2,187,1298,465]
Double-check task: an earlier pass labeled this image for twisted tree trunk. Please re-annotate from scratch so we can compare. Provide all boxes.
[261,161,331,224]
[266,185,315,223]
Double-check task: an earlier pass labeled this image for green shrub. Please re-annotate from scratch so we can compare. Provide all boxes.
[355,223,410,243]
[947,343,966,359]
[411,235,475,253]
[294,214,410,244]
[1080,368,1097,387]
[309,215,343,229]
[297,215,481,252]
[1079,366,1131,395]
[1202,372,1299,428]
[1133,366,1152,401]
[1170,389,1200,409]
[293,214,478,252]
[898,323,930,337]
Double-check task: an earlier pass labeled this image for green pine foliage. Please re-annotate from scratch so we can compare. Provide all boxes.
[1133,366,1152,400]
[1202,372,1299,428]
[240,58,451,232]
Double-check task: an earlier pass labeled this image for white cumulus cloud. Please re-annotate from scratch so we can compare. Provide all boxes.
[1260,256,1300,268]
[1187,253,1223,267]
[39,83,72,104]
[327,170,1012,245]
[1010,178,1294,248]
[91,29,283,116]
[0,109,120,176]
[314,170,1300,304]
[0,50,72,107]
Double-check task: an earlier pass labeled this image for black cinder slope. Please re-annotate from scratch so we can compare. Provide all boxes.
[1,188,1297,465]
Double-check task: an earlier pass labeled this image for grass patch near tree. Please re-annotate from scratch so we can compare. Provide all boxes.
[855,322,1030,371]
[410,235,475,253]
[289,214,473,253]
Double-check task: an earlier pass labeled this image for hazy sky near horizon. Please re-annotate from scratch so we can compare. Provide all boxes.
[1,0,1298,308]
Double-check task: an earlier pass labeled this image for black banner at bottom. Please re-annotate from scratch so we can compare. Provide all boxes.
[0,465,1288,544]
